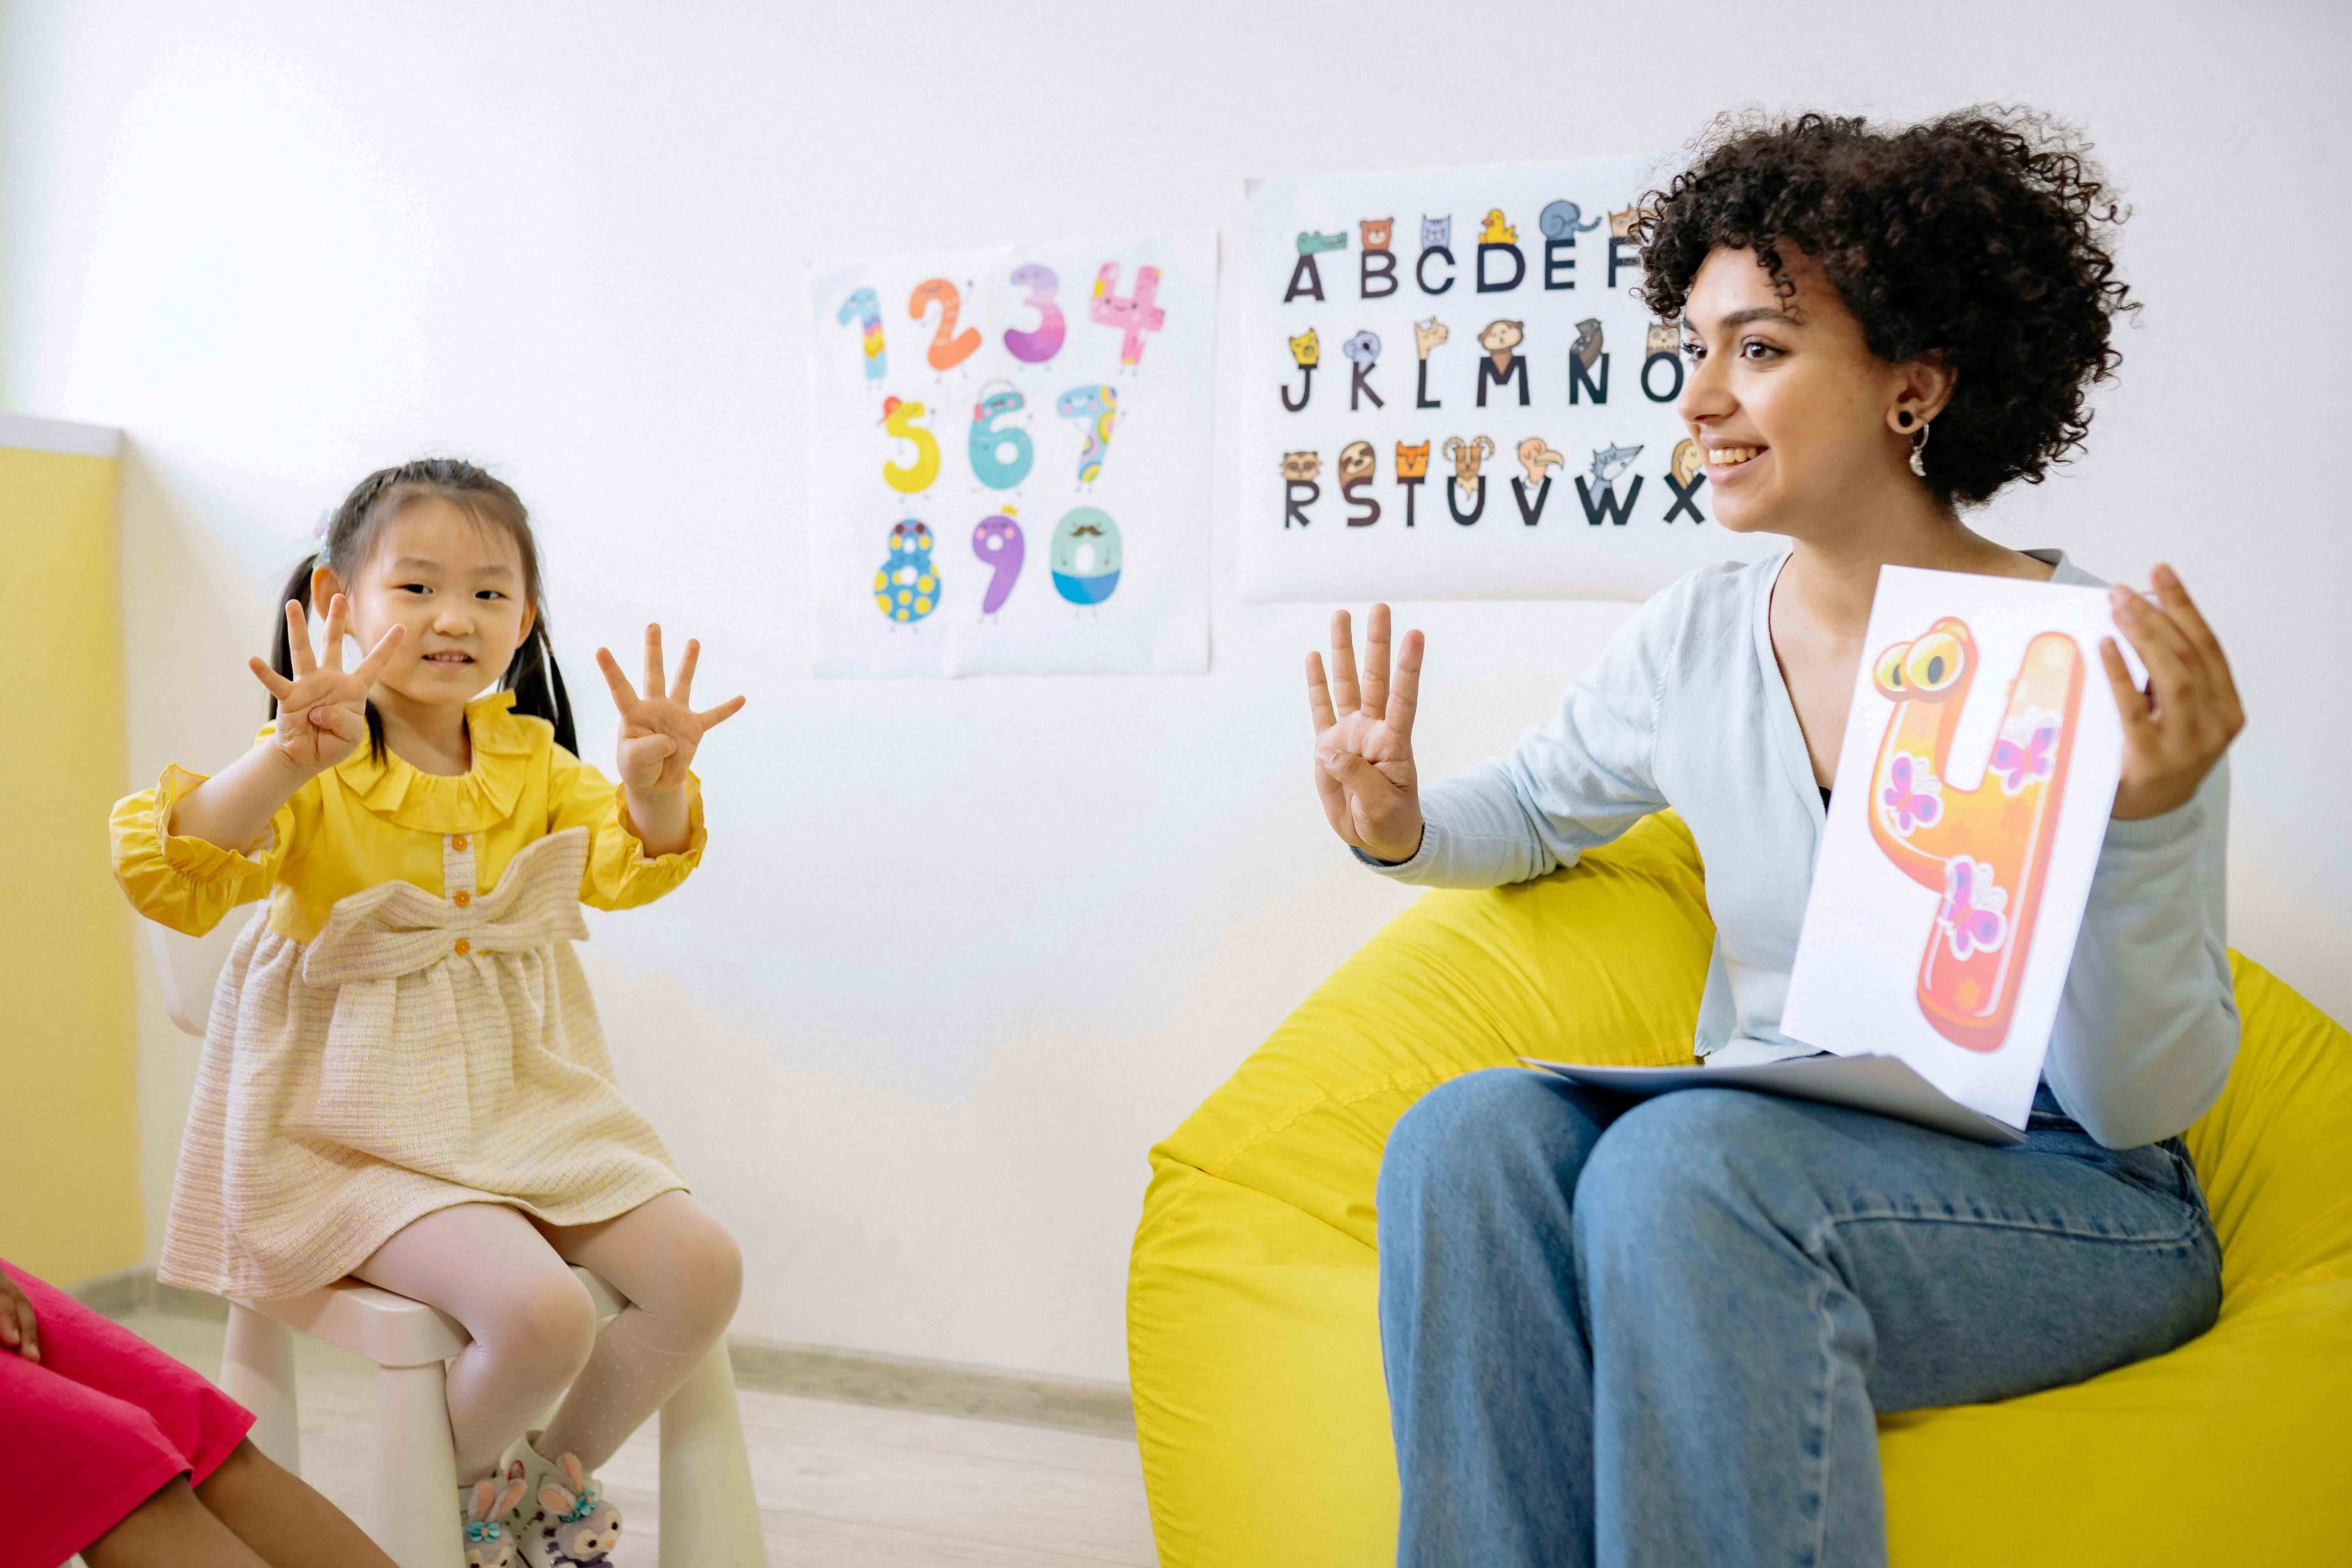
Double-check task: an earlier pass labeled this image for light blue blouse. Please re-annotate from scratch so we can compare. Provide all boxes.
[1361,548,2236,1149]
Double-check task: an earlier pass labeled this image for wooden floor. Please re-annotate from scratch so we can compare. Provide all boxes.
[108,1310,1160,1566]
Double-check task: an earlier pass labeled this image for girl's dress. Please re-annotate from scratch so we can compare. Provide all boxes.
[0,1257,255,1568]
[111,690,699,1302]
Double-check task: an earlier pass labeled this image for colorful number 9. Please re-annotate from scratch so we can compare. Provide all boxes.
[971,514,1026,616]
[968,383,1034,491]
[911,278,982,372]
[1003,265,1065,364]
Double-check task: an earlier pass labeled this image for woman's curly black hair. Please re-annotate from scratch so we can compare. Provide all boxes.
[1631,107,2136,508]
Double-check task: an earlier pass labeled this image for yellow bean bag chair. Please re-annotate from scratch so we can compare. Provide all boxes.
[1129,812,2352,1566]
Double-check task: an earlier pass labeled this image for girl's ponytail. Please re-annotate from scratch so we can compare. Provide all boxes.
[502,616,579,759]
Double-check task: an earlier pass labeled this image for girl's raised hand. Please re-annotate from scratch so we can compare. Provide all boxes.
[2103,564,2245,821]
[248,595,407,773]
[595,624,746,792]
[1308,604,1427,863]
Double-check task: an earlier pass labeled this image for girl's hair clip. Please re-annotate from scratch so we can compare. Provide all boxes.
[310,509,335,540]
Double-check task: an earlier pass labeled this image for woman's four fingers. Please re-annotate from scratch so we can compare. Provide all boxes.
[2101,564,2243,818]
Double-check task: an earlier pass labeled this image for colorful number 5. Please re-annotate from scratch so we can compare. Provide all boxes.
[910,279,982,371]
[1090,264,1165,367]
[1004,264,1065,364]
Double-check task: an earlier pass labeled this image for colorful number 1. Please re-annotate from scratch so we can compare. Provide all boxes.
[1004,264,1065,363]
[1089,263,1165,367]
[911,278,982,371]
[837,287,886,380]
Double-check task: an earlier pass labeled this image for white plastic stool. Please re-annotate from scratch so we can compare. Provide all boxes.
[148,918,766,1566]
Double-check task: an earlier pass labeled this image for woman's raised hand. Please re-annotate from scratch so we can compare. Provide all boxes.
[2103,564,2245,821]
[248,595,407,773]
[595,624,746,793]
[1308,604,1426,863]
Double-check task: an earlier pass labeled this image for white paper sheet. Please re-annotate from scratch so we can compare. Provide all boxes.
[807,230,1218,675]
[1522,1055,2025,1146]
[1780,567,2139,1130]
[1238,156,1772,602]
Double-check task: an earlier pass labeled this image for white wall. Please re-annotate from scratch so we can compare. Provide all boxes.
[6,0,2343,1382]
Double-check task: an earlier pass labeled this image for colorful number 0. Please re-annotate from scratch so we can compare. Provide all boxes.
[910,278,982,371]
[1003,264,1065,364]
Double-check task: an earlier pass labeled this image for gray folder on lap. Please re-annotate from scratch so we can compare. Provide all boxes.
[1519,1053,2027,1147]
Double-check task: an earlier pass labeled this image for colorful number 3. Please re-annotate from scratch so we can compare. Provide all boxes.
[1003,264,1065,364]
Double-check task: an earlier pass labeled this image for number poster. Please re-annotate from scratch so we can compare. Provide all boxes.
[808,230,1217,675]
[1238,155,1769,603]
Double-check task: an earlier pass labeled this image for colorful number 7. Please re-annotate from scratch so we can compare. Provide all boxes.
[1089,263,1165,367]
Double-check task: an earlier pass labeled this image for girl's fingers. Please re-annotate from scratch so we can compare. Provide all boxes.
[320,593,349,672]
[11,1289,38,1360]
[595,647,640,710]
[670,638,700,706]
[350,622,407,686]
[1360,604,1392,720]
[285,601,316,677]
[249,657,295,701]
[1305,651,1339,734]
[643,624,666,703]
[693,695,746,730]
[1327,610,1362,715]
[1387,629,1426,741]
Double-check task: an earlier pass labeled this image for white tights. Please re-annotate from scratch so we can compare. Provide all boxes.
[352,1191,743,1481]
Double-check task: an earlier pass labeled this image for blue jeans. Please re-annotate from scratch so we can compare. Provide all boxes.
[1375,1069,2221,1567]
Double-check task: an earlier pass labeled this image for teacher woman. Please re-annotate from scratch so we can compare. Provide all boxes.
[1305,109,2243,1567]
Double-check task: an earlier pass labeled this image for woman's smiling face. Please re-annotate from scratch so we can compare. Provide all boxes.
[1675,244,1950,537]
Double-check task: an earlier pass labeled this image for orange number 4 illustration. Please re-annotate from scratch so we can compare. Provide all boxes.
[1865,619,2084,1053]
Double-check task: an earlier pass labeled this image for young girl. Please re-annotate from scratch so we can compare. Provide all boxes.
[1,1256,401,1568]
[1310,112,2239,1564]
[111,458,748,1555]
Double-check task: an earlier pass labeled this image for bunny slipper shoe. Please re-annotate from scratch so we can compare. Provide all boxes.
[460,1462,531,1568]
[507,1432,624,1568]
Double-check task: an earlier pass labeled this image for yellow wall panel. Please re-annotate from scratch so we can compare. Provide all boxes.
[0,430,140,1283]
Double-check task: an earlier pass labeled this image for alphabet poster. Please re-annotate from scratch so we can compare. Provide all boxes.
[1781,568,2136,1130]
[808,230,1217,675]
[1239,156,1770,603]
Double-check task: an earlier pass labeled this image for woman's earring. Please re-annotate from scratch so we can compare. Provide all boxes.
[1908,422,1931,478]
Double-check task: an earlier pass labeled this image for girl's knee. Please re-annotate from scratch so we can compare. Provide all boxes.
[668,1212,744,1344]
[495,1268,600,1382]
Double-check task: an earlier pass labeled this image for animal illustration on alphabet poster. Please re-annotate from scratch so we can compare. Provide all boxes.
[1781,566,2137,1130]
[808,229,1215,675]
[1242,155,1771,601]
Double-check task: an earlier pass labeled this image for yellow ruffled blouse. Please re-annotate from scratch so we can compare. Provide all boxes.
[111,690,706,942]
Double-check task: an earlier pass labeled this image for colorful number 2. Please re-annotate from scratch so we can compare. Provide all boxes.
[837,287,886,380]
[911,278,982,371]
[1003,264,1065,364]
[1089,264,1165,367]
